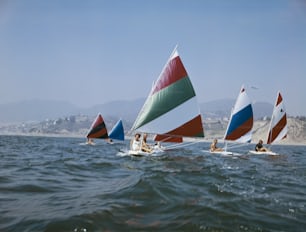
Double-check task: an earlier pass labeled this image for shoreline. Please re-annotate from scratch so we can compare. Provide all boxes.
[1,132,305,146]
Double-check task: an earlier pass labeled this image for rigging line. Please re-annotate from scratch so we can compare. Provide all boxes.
[163,140,202,150]
[224,143,250,149]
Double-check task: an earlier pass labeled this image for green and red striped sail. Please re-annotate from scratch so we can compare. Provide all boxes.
[131,48,204,140]
[87,114,109,139]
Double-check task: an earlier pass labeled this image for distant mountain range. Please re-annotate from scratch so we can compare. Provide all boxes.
[0,98,274,123]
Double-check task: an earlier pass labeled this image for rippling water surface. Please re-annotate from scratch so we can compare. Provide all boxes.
[0,135,305,232]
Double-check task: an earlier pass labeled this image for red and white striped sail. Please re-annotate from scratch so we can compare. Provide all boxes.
[86,114,109,139]
[267,92,287,144]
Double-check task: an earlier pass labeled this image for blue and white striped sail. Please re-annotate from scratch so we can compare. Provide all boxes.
[109,119,125,141]
[224,86,253,143]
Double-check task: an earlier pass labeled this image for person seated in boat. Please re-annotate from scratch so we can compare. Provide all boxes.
[130,133,141,151]
[255,139,269,152]
[86,138,95,145]
[154,142,163,150]
[106,138,113,144]
[141,133,152,153]
[210,138,223,152]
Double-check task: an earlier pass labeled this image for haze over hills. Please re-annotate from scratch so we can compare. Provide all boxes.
[200,99,274,120]
[0,99,144,124]
[0,100,79,123]
[0,98,276,124]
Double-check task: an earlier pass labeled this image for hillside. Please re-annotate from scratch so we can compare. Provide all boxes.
[0,98,304,145]
[1,114,305,145]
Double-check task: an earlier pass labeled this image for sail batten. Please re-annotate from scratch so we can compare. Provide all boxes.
[131,47,204,140]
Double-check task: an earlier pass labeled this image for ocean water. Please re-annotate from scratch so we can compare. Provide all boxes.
[0,135,305,232]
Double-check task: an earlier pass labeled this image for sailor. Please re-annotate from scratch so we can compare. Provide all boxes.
[255,139,269,152]
[210,138,223,152]
[141,133,152,153]
[106,138,113,144]
[86,138,95,145]
[130,133,141,151]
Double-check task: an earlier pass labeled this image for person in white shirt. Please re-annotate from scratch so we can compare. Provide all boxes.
[130,133,141,151]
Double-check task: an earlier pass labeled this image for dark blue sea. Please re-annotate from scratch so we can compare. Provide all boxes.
[0,135,305,232]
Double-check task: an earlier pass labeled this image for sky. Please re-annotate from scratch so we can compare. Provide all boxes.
[0,0,305,115]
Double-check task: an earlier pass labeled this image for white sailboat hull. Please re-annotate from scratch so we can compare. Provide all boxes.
[210,151,234,156]
[202,150,234,156]
[249,150,278,156]
[127,146,165,157]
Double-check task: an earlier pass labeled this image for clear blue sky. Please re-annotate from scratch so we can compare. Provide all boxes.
[0,0,305,115]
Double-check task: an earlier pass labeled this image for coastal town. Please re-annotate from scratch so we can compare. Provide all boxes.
[1,114,305,145]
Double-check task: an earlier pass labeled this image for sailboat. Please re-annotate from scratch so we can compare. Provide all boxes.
[267,92,287,145]
[250,91,287,155]
[86,115,125,145]
[129,47,204,155]
[109,119,125,141]
[86,113,109,145]
[210,86,254,155]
